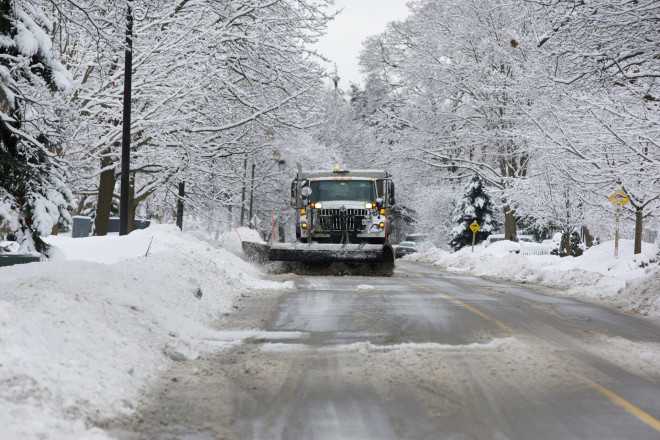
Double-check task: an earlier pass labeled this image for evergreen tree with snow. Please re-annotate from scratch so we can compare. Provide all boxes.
[449,175,499,251]
[0,1,73,254]
[550,230,584,257]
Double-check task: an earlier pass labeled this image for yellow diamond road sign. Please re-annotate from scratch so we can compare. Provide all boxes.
[470,221,480,232]
[609,189,629,207]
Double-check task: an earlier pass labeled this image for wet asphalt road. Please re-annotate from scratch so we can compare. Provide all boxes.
[108,260,660,440]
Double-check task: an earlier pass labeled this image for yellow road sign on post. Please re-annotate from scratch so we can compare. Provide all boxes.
[609,189,629,208]
[470,222,480,253]
[609,189,629,259]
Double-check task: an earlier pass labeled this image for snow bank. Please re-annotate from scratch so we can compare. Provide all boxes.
[0,225,291,439]
[409,239,660,317]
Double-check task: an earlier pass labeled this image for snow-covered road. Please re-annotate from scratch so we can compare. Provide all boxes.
[105,260,660,439]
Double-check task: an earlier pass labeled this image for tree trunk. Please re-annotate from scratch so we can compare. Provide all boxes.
[249,162,256,228]
[240,158,247,227]
[75,197,86,216]
[94,155,116,236]
[564,227,571,256]
[503,205,517,241]
[176,181,185,230]
[582,226,594,248]
[634,207,643,254]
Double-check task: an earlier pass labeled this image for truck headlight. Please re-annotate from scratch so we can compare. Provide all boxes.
[364,202,375,209]
[301,222,308,228]
[312,202,322,209]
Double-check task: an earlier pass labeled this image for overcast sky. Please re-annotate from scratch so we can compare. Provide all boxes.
[313,0,411,88]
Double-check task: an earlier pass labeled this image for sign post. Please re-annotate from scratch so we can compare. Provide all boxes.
[470,221,480,253]
[609,189,629,259]
[250,215,260,230]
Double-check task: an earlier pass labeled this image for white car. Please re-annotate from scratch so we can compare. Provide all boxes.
[395,241,418,259]
[517,235,537,243]
[484,234,506,247]
[484,234,536,247]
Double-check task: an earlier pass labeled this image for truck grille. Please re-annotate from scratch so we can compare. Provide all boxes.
[319,209,369,231]
[320,208,369,217]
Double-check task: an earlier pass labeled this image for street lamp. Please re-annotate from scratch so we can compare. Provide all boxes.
[273,149,286,169]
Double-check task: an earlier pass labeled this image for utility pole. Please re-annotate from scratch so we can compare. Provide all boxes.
[119,1,133,236]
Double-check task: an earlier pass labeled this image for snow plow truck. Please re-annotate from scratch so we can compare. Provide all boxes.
[243,164,396,276]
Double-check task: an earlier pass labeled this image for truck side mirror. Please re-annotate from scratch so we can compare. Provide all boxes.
[376,197,383,208]
[290,180,297,207]
[301,186,312,205]
[388,181,395,206]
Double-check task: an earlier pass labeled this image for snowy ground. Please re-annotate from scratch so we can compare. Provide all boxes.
[408,239,660,317]
[2,227,659,439]
[0,225,292,440]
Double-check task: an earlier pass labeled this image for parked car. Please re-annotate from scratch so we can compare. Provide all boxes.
[484,234,536,247]
[517,235,537,243]
[484,234,506,247]
[395,241,418,259]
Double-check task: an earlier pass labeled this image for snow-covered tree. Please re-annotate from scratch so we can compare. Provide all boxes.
[551,230,583,258]
[449,175,499,251]
[64,0,331,234]
[359,0,542,240]
[528,0,660,254]
[57,0,334,235]
[355,0,659,250]
[0,0,74,254]
[534,0,659,97]
[506,160,590,248]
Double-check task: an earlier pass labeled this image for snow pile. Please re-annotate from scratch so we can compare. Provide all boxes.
[585,335,660,382]
[0,239,20,253]
[321,337,518,354]
[0,225,291,439]
[618,266,660,317]
[409,239,660,316]
[260,337,518,354]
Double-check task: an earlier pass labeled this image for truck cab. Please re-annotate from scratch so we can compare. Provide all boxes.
[292,167,395,244]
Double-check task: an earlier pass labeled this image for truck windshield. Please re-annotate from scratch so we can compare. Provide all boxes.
[309,180,376,203]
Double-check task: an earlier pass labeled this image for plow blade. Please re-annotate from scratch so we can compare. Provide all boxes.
[242,241,395,276]
[269,242,395,276]
[241,241,270,263]
[269,243,388,263]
